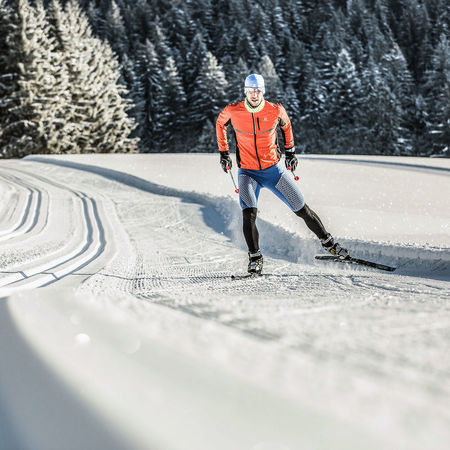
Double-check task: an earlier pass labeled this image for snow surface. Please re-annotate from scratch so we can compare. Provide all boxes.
[0,154,449,450]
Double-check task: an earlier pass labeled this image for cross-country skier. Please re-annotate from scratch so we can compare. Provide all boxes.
[216,73,349,274]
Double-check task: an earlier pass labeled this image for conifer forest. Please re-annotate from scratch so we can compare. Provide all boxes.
[0,0,449,158]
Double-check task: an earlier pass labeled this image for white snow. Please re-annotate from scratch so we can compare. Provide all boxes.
[0,154,449,450]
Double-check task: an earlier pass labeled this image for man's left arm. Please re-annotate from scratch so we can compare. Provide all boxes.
[278,104,295,151]
[278,104,297,170]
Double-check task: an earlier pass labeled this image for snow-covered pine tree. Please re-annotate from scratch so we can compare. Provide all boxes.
[283,82,301,138]
[282,39,308,88]
[0,0,17,157]
[392,0,432,81]
[49,0,138,153]
[325,48,366,153]
[151,22,174,68]
[133,39,165,152]
[422,34,450,156]
[189,52,228,151]
[380,43,415,154]
[186,0,215,47]
[190,52,228,125]
[101,0,129,58]
[225,57,249,104]
[235,29,260,69]
[258,55,284,102]
[159,56,187,151]
[121,53,145,141]
[299,60,329,153]
[166,3,196,57]
[183,32,209,89]
[361,62,406,155]
[251,5,274,60]
[1,0,71,158]
[122,0,153,48]
[197,120,216,153]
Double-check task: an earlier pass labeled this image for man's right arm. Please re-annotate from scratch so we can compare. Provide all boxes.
[216,106,231,153]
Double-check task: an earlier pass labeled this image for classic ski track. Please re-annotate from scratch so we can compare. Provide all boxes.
[0,166,79,272]
[0,174,27,233]
[0,167,107,294]
[0,169,44,240]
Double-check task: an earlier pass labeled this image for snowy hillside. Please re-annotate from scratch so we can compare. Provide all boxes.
[0,154,449,450]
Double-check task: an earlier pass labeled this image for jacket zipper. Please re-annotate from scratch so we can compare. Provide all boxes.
[252,114,262,170]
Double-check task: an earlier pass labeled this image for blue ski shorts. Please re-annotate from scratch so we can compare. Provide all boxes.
[238,161,305,212]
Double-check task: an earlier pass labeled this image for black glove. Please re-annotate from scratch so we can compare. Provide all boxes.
[220,151,232,173]
[285,149,298,171]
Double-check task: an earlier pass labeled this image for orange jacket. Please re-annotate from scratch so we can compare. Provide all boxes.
[216,99,294,170]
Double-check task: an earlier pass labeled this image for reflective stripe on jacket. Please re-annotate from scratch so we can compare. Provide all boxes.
[216,99,294,170]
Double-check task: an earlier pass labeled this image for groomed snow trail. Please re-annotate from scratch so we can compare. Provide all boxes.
[0,163,113,294]
[1,155,449,450]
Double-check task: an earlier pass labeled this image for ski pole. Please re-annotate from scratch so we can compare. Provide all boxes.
[227,166,239,194]
[288,166,299,181]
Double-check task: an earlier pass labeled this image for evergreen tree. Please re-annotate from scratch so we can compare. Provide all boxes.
[1,0,71,158]
[423,34,450,156]
[396,0,432,81]
[235,28,261,69]
[49,0,138,153]
[283,39,308,88]
[300,60,329,153]
[258,55,284,102]
[361,61,406,155]
[151,21,174,67]
[188,52,228,149]
[225,57,249,104]
[102,0,129,58]
[252,4,277,61]
[133,39,165,152]
[380,43,415,153]
[197,120,217,153]
[121,53,145,140]
[166,2,196,51]
[159,56,187,151]
[0,0,17,157]
[325,48,366,153]
[283,82,302,140]
[183,32,208,89]
[124,0,153,47]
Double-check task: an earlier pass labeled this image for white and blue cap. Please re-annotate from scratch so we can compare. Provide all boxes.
[244,74,265,95]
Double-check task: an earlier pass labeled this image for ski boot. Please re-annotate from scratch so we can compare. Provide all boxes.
[321,234,349,259]
[248,251,263,274]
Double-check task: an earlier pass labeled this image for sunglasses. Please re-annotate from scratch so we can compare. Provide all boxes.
[244,87,265,95]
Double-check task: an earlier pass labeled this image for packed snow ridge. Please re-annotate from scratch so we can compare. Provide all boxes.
[0,154,449,450]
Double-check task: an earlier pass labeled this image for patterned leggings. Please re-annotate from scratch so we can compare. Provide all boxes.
[239,162,328,252]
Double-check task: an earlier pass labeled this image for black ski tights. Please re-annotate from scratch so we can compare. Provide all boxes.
[242,207,259,253]
[243,204,328,253]
[295,204,328,240]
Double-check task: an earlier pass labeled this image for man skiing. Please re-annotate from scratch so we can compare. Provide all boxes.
[216,73,349,274]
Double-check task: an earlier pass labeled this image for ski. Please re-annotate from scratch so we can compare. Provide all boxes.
[315,255,396,272]
[231,272,267,280]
